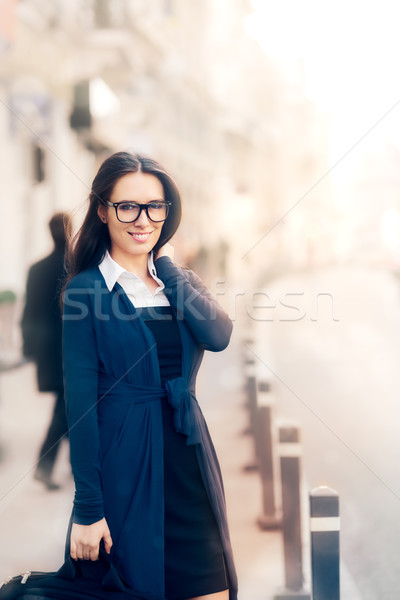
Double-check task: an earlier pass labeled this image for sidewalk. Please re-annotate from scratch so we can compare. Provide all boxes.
[0,330,285,598]
[0,363,73,577]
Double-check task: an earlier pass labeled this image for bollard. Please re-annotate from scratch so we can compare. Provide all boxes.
[274,425,310,600]
[256,382,281,530]
[242,356,259,471]
[242,344,255,416]
[310,486,340,600]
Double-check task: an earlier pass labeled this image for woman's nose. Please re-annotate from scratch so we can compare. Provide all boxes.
[135,207,151,226]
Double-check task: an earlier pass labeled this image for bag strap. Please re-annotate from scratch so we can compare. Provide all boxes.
[56,546,126,592]
[99,549,126,592]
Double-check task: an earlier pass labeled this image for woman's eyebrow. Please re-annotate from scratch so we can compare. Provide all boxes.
[118,197,165,203]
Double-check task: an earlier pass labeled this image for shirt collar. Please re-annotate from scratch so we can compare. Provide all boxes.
[98,250,162,292]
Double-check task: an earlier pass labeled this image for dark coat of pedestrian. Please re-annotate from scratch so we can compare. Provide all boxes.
[21,212,71,490]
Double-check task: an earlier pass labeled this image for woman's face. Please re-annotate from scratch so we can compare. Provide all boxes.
[98,171,165,261]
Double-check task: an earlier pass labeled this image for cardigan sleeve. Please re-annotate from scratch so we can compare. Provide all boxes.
[154,256,233,351]
[62,277,105,525]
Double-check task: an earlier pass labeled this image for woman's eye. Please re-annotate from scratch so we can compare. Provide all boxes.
[149,202,163,209]
[120,203,137,211]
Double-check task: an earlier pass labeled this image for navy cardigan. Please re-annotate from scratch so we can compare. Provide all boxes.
[62,256,238,600]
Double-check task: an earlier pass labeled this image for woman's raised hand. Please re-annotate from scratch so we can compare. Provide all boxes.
[156,243,174,261]
[70,518,113,561]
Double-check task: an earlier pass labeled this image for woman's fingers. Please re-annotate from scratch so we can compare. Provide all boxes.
[103,528,113,554]
[89,546,100,561]
[156,243,174,260]
[74,543,99,561]
[88,540,100,561]
[70,540,78,561]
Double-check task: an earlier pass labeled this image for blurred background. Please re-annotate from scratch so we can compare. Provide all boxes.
[1,1,400,599]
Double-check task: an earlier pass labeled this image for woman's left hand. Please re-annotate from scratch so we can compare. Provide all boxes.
[70,518,113,561]
[156,243,174,261]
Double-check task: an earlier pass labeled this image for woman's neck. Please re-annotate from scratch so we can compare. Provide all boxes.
[109,248,150,279]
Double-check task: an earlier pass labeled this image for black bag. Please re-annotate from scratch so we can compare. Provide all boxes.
[0,548,162,600]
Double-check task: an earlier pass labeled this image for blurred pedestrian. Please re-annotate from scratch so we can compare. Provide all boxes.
[62,152,238,600]
[21,212,71,490]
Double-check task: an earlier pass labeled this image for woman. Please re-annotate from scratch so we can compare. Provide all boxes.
[62,152,238,600]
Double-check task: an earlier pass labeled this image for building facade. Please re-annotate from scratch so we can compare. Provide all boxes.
[0,0,329,299]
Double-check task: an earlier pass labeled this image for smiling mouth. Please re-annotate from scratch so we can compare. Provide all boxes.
[128,231,153,241]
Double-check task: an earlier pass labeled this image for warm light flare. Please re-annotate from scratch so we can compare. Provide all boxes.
[245,0,400,147]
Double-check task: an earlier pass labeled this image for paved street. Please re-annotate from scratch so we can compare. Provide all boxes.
[251,264,400,600]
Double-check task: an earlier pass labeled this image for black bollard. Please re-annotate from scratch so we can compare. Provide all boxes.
[245,359,257,430]
[242,345,255,414]
[310,486,340,600]
[242,357,259,471]
[256,383,281,530]
[274,425,310,600]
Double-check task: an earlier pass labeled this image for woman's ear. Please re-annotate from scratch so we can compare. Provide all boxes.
[97,205,107,223]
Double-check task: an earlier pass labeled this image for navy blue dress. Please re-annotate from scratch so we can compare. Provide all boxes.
[62,257,238,600]
[139,305,228,599]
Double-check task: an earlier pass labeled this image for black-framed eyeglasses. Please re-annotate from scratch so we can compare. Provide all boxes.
[105,200,172,223]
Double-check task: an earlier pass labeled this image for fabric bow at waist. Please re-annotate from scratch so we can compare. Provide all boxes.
[98,373,200,445]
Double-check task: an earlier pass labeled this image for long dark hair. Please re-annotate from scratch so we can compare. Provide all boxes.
[67,152,182,280]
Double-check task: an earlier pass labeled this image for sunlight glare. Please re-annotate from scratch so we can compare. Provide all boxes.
[245,0,400,147]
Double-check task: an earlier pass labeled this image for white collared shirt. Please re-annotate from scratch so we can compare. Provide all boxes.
[99,250,170,307]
